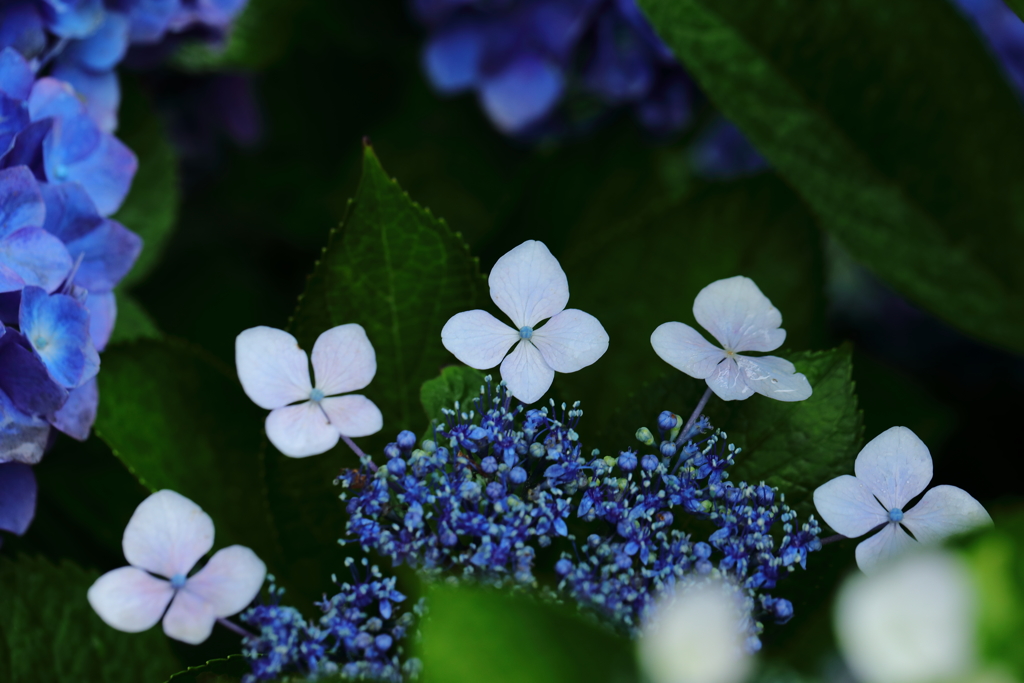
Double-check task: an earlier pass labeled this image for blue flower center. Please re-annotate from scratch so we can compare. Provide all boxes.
[55,164,68,180]
[310,388,325,402]
[888,507,904,523]
[170,573,187,589]
[519,326,533,340]
[34,336,48,351]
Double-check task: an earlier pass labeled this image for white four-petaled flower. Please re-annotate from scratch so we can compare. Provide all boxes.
[651,276,812,402]
[814,426,991,574]
[236,324,383,458]
[441,240,609,404]
[87,490,266,645]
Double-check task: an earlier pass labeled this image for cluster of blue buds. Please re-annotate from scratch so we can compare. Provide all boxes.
[240,562,424,683]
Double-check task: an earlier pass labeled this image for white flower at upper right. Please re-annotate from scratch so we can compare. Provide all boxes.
[650,276,812,402]
[814,426,992,574]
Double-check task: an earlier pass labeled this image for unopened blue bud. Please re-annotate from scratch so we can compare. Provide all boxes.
[555,558,573,576]
[659,441,677,458]
[771,598,794,624]
[469,426,489,440]
[641,454,659,471]
[618,452,638,472]
[486,482,505,499]
[635,427,655,446]
[375,634,394,651]
[354,632,373,649]
[481,456,498,474]
[384,443,401,460]
[396,430,417,450]
[509,466,527,485]
[529,442,546,458]
[657,411,680,432]
[388,458,406,477]
[694,541,712,559]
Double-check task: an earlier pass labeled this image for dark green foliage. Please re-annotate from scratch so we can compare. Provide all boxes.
[110,293,162,345]
[420,583,638,683]
[0,555,181,682]
[165,656,251,682]
[420,365,487,425]
[637,0,1024,353]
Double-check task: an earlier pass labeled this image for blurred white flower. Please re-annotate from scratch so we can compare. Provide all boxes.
[88,490,266,645]
[651,276,812,402]
[638,580,753,683]
[236,324,383,457]
[441,240,609,403]
[814,426,991,573]
[836,551,976,683]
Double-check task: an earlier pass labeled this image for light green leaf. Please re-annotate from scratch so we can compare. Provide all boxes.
[636,0,1024,352]
[0,555,181,682]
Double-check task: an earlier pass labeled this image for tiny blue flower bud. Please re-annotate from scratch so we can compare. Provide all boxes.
[659,441,677,458]
[694,541,712,559]
[459,481,481,501]
[771,598,794,624]
[529,442,546,458]
[657,411,679,432]
[555,558,573,576]
[469,426,489,440]
[696,558,713,574]
[384,443,401,459]
[635,427,655,446]
[509,466,527,485]
[756,484,775,507]
[618,452,638,472]
[481,456,498,474]
[422,440,437,452]
[396,431,417,450]
[375,634,394,651]
[388,458,406,477]
[641,454,659,471]
[889,508,904,523]
[354,632,373,649]
[486,482,505,499]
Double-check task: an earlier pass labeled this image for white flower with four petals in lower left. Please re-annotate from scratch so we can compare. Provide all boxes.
[87,490,266,645]
[236,324,384,458]
[441,240,609,404]
[651,276,812,402]
[814,426,992,574]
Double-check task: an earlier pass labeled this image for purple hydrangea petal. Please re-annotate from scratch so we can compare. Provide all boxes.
[49,65,121,133]
[39,180,100,242]
[170,0,246,31]
[634,73,694,136]
[60,10,130,71]
[0,461,38,533]
[27,77,87,123]
[0,227,74,293]
[424,24,483,93]
[0,2,47,59]
[0,47,35,101]
[0,329,68,416]
[19,286,99,389]
[43,114,137,215]
[0,94,30,159]
[0,166,45,238]
[85,290,115,350]
[582,8,656,103]
[50,375,96,440]
[126,0,179,44]
[480,54,564,134]
[3,118,52,176]
[39,0,104,39]
[65,218,142,292]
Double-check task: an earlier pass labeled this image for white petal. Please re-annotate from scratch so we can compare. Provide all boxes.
[311,323,377,395]
[531,309,608,373]
[855,523,918,574]
[123,490,214,579]
[734,354,813,402]
[265,402,339,458]
[488,240,569,328]
[693,276,786,353]
[320,394,384,438]
[650,322,727,379]
[184,545,266,617]
[235,327,312,410]
[87,566,174,633]
[836,552,976,683]
[813,475,889,538]
[704,357,755,401]
[854,426,932,511]
[441,310,519,369]
[499,340,554,404]
[902,486,992,545]
[162,589,216,645]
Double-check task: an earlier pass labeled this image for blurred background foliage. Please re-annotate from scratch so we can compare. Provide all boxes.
[5,0,1024,679]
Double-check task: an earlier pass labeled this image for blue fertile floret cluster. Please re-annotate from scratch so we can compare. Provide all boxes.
[240,564,424,683]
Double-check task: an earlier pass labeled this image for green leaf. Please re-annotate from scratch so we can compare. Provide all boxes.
[110,291,161,346]
[166,656,251,682]
[420,583,637,683]
[420,365,487,424]
[636,0,1024,353]
[114,79,179,290]
[560,174,825,430]
[170,0,300,71]
[94,338,279,571]
[267,145,486,603]
[0,555,181,682]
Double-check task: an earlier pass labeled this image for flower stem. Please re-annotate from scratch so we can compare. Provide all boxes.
[679,387,714,444]
[342,435,377,472]
[820,534,847,545]
[217,617,254,638]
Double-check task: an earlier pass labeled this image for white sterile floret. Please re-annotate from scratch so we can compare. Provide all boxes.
[836,551,977,683]
[650,276,812,402]
[814,426,991,574]
[441,240,609,404]
[235,324,383,458]
[638,580,753,683]
[87,490,266,645]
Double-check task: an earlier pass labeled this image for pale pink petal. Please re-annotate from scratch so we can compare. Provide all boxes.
[692,276,786,353]
[531,309,608,373]
[162,589,216,645]
[441,310,519,369]
[123,490,214,579]
[704,357,754,401]
[855,523,918,574]
[854,427,933,511]
[902,486,992,544]
[499,340,555,404]
[813,475,888,538]
[311,324,377,396]
[265,402,339,458]
[651,322,728,379]
[735,354,813,402]
[235,327,312,409]
[320,394,384,438]
[184,545,266,617]
[87,566,174,633]
[488,240,569,328]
